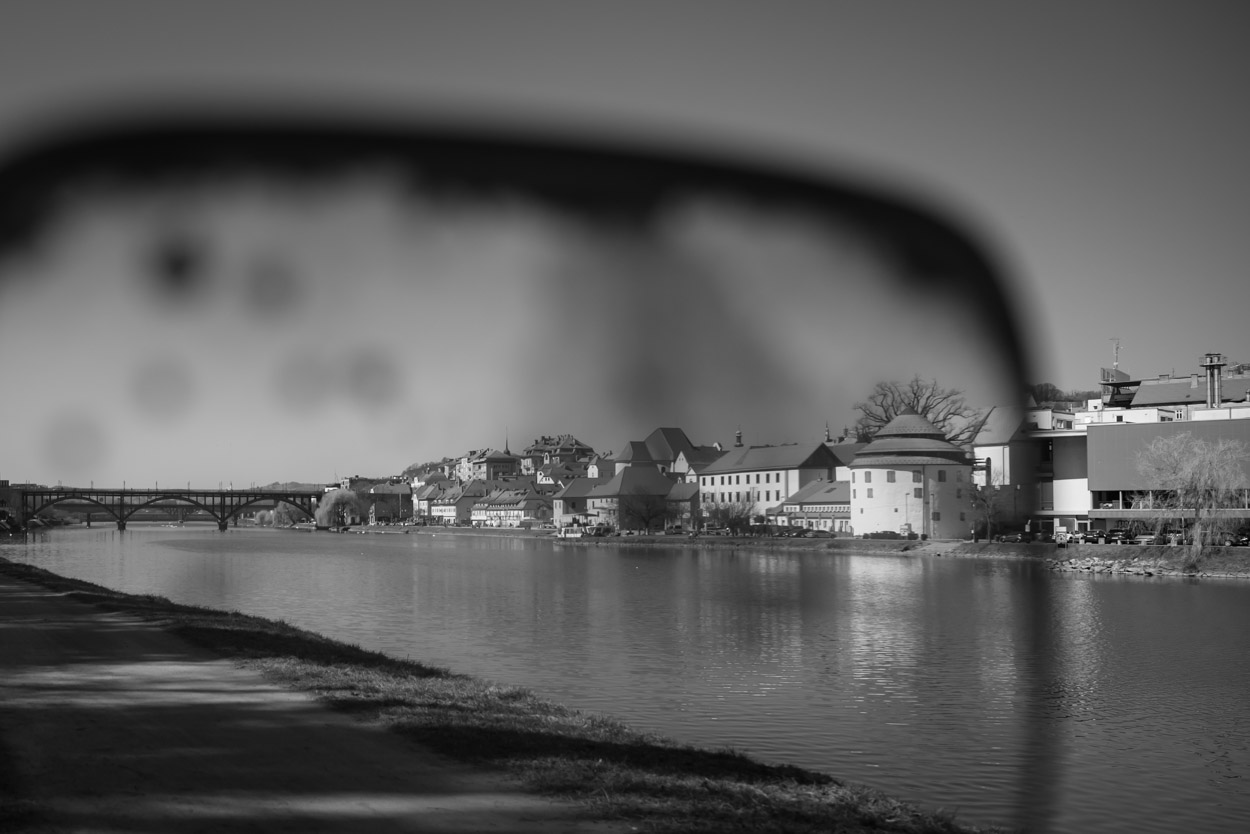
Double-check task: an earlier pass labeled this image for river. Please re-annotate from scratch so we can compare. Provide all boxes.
[4,525,1247,833]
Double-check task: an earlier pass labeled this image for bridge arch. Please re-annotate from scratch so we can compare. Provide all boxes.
[19,488,323,532]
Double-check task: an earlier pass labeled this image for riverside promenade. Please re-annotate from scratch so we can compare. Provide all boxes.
[0,568,622,833]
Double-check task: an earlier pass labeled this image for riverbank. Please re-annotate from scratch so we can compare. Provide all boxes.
[0,556,1002,834]
[931,542,1250,579]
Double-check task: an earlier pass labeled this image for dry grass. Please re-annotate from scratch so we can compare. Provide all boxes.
[1,557,1008,833]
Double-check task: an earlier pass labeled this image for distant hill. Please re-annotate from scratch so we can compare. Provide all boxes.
[261,481,326,491]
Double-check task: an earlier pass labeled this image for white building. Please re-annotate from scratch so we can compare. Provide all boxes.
[850,408,972,539]
[697,443,838,519]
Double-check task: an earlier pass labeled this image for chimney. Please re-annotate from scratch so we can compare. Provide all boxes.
[1199,353,1227,408]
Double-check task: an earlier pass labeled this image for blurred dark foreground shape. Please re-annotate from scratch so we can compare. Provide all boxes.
[0,110,1032,492]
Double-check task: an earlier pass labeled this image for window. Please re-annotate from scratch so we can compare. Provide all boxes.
[852,489,856,499]
[932,511,941,521]
[956,488,962,499]
[956,470,963,482]
[864,472,872,483]
[867,488,873,498]
[756,474,761,484]
[912,471,921,483]
[887,471,895,482]
[937,470,946,482]
[959,512,966,521]
[851,472,855,483]
[914,488,922,498]
[766,473,771,483]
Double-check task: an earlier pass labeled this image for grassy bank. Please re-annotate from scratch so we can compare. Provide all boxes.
[0,557,1002,833]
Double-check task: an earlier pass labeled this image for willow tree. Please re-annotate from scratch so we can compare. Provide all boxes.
[1135,432,1248,557]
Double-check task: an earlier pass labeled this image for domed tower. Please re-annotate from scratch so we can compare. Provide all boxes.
[849,408,972,539]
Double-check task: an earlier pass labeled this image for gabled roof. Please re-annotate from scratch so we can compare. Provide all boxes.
[587,466,679,499]
[613,440,654,464]
[616,427,699,465]
[666,482,700,502]
[557,480,615,500]
[475,448,520,463]
[553,476,613,500]
[782,479,850,505]
[822,442,866,467]
[678,446,727,471]
[412,483,444,501]
[644,427,698,463]
[700,443,837,475]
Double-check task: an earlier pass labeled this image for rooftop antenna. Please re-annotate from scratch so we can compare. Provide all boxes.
[1110,336,1121,370]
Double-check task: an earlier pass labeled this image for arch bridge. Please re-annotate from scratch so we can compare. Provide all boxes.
[21,487,323,531]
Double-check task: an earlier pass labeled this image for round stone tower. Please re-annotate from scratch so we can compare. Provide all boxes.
[849,407,972,539]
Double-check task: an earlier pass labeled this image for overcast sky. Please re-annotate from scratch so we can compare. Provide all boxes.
[1,1,1246,487]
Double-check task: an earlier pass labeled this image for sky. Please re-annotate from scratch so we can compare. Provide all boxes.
[0,1,1247,487]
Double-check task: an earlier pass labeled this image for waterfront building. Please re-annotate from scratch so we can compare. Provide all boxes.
[365,480,411,524]
[471,484,552,527]
[697,442,837,520]
[429,478,505,525]
[849,409,972,539]
[585,466,685,531]
[973,352,1250,535]
[552,476,613,528]
[769,479,851,532]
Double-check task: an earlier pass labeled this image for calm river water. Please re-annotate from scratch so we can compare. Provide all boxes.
[4,525,1248,833]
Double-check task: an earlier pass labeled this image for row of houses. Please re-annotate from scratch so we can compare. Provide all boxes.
[399,352,1250,539]
[407,411,980,539]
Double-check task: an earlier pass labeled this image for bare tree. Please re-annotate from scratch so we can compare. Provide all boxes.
[970,469,1008,541]
[617,487,675,533]
[854,376,986,444]
[1029,382,1065,405]
[1135,432,1249,559]
[702,493,757,534]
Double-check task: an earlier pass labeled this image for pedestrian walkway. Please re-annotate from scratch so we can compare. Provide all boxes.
[0,571,621,833]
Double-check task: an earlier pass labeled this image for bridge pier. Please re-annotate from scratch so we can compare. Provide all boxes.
[116,520,126,531]
[218,520,229,532]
